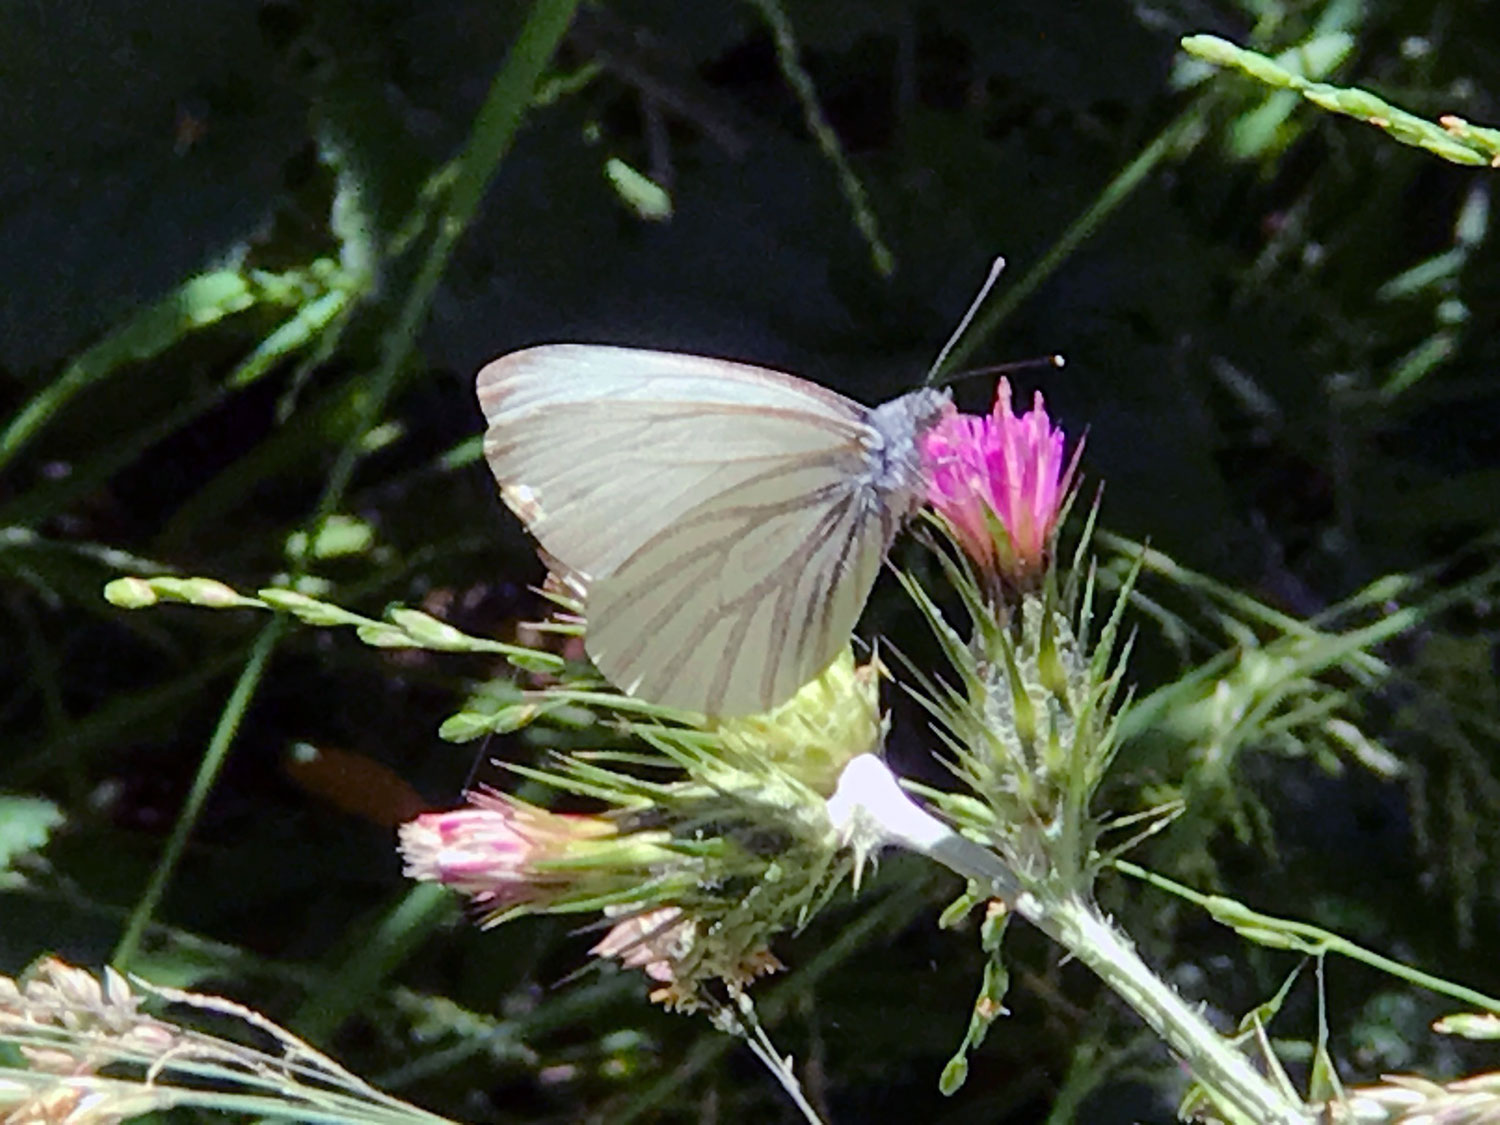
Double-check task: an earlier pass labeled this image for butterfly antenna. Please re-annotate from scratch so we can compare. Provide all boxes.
[941,354,1067,387]
[923,255,1007,386]
[460,733,495,795]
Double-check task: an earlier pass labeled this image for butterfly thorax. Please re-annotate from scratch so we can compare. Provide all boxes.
[864,388,953,522]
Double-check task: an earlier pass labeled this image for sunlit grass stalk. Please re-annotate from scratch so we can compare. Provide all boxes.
[1182,33,1500,166]
[0,269,314,474]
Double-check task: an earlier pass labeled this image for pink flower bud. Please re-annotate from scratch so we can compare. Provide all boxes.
[399,790,614,914]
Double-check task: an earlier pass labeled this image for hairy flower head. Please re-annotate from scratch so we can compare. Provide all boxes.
[710,647,882,795]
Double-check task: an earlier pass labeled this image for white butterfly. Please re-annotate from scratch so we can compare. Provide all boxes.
[477,345,951,716]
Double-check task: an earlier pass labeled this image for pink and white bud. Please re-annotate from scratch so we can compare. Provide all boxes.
[399,790,615,915]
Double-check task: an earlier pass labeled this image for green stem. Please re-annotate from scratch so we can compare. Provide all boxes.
[1181,34,1497,166]
[1115,859,1500,1015]
[112,618,286,967]
[615,879,930,1123]
[293,884,455,1040]
[0,272,259,475]
[943,102,1207,373]
[748,0,894,277]
[310,0,581,534]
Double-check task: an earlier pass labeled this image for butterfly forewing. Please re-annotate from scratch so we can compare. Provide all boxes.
[478,346,872,580]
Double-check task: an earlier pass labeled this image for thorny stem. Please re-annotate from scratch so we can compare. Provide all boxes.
[1037,898,1307,1125]
[828,756,1314,1125]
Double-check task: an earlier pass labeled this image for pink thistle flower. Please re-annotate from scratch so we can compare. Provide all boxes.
[398,789,615,918]
[922,379,1078,585]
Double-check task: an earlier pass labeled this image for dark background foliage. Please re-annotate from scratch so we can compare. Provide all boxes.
[3,1,1500,1121]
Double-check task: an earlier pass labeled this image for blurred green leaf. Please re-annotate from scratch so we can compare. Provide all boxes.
[0,797,63,872]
